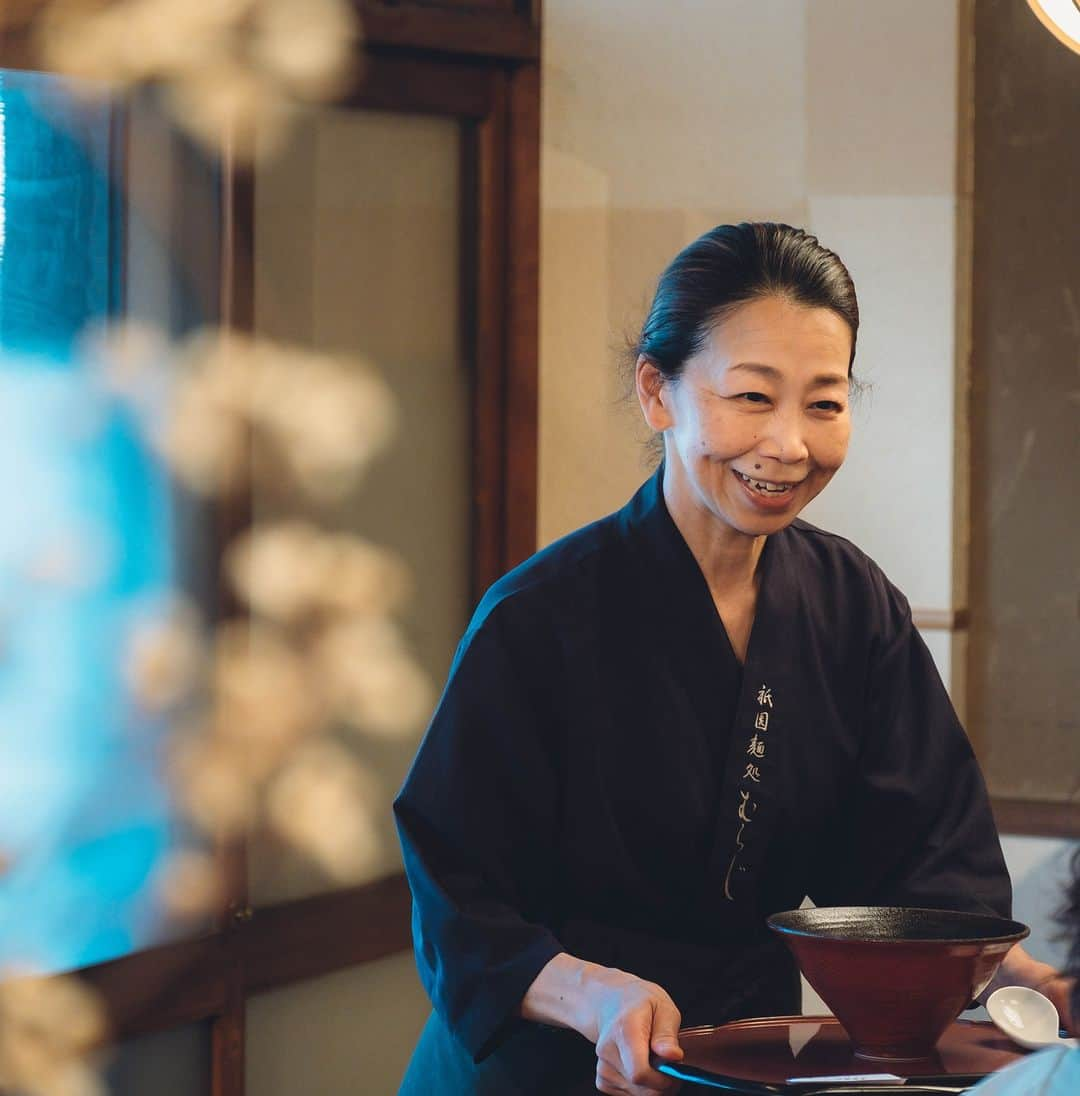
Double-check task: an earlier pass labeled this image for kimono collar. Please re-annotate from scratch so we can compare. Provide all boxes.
[618,463,684,571]
[618,467,806,912]
[617,464,778,647]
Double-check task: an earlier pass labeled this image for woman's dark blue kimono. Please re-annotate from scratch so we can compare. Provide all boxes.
[393,469,1010,1094]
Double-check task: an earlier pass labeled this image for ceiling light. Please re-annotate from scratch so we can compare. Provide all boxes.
[1026,0,1080,55]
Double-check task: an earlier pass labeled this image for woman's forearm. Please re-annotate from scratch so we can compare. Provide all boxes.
[523,952,685,1094]
[519,951,606,1041]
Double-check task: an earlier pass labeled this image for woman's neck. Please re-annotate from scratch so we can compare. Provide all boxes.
[663,469,766,598]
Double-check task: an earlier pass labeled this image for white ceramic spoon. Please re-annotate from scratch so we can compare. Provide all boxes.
[987,986,1078,1051]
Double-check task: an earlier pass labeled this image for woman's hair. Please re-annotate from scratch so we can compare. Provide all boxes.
[632,222,860,381]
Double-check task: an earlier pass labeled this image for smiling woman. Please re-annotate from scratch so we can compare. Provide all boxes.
[393,223,1069,1096]
[632,227,856,664]
[639,297,851,526]
[636,295,854,666]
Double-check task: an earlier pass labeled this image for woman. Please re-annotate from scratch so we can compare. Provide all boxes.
[394,224,1071,1094]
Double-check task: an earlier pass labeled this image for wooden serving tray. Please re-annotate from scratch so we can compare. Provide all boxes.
[654,1016,1026,1093]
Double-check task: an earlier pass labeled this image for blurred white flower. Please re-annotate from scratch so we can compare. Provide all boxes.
[318,534,412,617]
[35,0,359,160]
[154,848,223,921]
[254,0,356,100]
[48,1069,99,1096]
[124,599,205,712]
[225,522,410,622]
[224,521,332,622]
[169,733,257,836]
[314,614,402,666]
[251,349,397,501]
[0,973,106,1096]
[164,59,292,161]
[157,397,249,497]
[152,331,396,500]
[265,741,380,883]
[28,1063,104,1096]
[39,0,246,85]
[149,329,255,494]
[173,329,260,414]
[315,617,433,738]
[211,620,323,766]
[80,320,171,401]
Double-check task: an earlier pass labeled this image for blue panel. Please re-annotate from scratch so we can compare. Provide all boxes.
[0,71,178,973]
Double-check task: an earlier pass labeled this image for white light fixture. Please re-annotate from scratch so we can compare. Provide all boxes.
[1026,0,1080,55]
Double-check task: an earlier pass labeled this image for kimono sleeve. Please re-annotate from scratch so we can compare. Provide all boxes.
[809,577,1011,918]
[393,599,565,1063]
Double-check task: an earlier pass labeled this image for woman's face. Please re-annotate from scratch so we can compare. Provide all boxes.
[638,295,853,540]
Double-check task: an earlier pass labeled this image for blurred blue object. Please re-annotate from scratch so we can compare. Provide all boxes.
[0,69,178,973]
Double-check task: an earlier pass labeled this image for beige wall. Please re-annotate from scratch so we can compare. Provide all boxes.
[246,953,430,1095]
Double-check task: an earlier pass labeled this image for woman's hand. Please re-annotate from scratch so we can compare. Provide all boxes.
[521,953,684,1094]
[589,966,684,1094]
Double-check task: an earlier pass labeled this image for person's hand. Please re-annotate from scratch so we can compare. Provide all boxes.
[584,966,684,1095]
[981,943,1077,1035]
[1035,973,1077,1036]
[520,952,684,1093]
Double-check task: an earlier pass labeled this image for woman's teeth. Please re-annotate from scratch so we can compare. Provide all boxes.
[735,470,796,495]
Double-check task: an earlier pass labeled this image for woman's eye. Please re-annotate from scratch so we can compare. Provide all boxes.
[736,392,770,404]
[811,400,844,412]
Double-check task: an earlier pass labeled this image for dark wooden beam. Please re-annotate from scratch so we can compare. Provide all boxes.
[470,69,510,596]
[344,52,496,118]
[241,874,414,995]
[210,971,245,1096]
[79,875,413,1042]
[81,935,230,1039]
[500,59,540,567]
[992,798,1080,839]
[358,1,539,61]
[0,25,37,71]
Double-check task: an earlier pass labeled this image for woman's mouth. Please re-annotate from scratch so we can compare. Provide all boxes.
[733,469,800,496]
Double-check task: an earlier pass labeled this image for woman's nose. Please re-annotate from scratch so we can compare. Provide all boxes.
[757,412,810,464]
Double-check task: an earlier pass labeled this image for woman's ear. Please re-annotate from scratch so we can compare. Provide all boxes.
[636,356,674,432]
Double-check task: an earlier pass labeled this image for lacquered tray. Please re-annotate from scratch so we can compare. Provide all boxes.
[654,1016,1026,1093]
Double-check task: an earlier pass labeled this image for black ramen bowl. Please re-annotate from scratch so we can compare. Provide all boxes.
[767,906,1029,1061]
